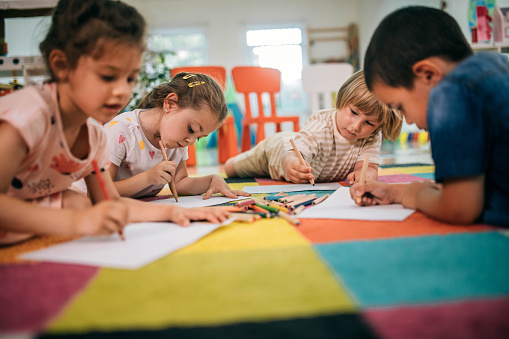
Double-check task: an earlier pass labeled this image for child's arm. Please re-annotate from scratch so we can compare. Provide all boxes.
[281,151,315,184]
[87,166,231,225]
[346,160,378,184]
[0,122,127,237]
[107,160,177,197]
[350,176,484,225]
[172,161,250,199]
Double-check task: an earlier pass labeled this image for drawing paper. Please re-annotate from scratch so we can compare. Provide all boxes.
[21,219,234,270]
[298,188,414,221]
[242,183,341,194]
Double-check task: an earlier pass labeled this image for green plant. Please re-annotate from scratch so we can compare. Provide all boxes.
[125,50,176,111]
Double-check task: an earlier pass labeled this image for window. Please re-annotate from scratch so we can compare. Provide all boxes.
[126,28,208,110]
[245,26,308,124]
[148,28,208,67]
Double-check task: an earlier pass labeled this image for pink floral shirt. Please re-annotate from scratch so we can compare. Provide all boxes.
[0,83,109,202]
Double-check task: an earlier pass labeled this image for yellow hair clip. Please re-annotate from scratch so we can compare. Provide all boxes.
[188,81,205,88]
[183,74,196,79]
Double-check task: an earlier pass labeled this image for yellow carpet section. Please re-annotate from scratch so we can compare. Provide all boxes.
[177,218,310,254]
[388,165,434,174]
[47,245,356,333]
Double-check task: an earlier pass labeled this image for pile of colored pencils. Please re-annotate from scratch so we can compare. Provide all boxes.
[220,191,330,226]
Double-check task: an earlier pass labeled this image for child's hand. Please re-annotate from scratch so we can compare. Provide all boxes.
[284,157,315,184]
[146,161,177,186]
[347,171,363,185]
[203,175,251,200]
[350,180,392,206]
[168,205,230,226]
[72,200,128,236]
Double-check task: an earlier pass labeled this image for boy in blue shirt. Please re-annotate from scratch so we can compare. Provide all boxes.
[351,6,509,228]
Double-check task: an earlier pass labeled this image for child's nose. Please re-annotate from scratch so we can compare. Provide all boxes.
[113,80,131,98]
[352,120,363,131]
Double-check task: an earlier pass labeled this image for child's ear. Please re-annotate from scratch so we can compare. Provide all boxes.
[163,93,179,111]
[412,59,443,86]
[48,50,69,81]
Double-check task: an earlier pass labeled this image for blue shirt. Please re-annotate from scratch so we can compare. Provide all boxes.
[428,52,509,228]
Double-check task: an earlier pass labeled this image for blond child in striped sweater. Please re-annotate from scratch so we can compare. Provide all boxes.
[225,70,402,184]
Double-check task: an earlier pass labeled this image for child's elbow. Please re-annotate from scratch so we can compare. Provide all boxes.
[445,205,482,225]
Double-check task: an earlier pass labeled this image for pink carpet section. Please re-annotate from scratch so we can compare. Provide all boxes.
[378,174,432,183]
[364,297,509,339]
[0,262,98,333]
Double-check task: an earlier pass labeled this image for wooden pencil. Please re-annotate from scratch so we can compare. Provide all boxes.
[355,154,369,205]
[158,140,179,202]
[290,139,315,186]
[312,194,330,205]
[279,211,301,226]
[291,205,306,215]
[92,160,125,241]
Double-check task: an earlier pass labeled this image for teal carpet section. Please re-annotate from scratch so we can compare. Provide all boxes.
[315,232,509,307]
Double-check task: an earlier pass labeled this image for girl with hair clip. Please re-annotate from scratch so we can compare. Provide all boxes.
[0,0,229,245]
[225,70,403,184]
[104,72,250,199]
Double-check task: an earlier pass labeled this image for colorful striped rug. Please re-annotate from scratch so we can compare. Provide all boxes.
[1,163,508,339]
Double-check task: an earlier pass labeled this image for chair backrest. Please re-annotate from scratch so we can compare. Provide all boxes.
[302,63,354,113]
[231,66,281,119]
[170,66,227,91]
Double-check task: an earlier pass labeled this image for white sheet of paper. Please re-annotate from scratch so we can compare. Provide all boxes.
[242,183,341,194]
[150,195,251,207]
[21,219,234,270]
[298,188,415,221]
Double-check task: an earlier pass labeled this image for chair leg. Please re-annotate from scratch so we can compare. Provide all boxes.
[186,144,197,167]
[255,123,265,145]
[241,124,252,152]
[218,116,238,164]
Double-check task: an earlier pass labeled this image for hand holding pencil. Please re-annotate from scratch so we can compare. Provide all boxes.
[355,154,369,205]
[288,139,315,185]
[158,140,179,202]
[91,160,126,241]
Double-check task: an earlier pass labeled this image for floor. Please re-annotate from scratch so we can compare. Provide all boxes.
[187,140,433,176]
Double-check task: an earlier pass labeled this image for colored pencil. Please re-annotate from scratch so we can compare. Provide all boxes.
[92,160,125,241]
[229,213,258,222]
[269,202,290,213]
[291,205,306,215]
[312,194,330,205]
[290,139,315,186]
[251,204,271,217]
[279,211,301,226]
[254,203,280,214]
[237,198,255,207]
[158,140,179,202]
[356,154,369,205]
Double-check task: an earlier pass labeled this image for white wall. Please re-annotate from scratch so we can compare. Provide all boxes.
[121,0,358,72]
[7,0,508,69]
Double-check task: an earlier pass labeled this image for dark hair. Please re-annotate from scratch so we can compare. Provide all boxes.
[40,0,146,81]
[364,6,472,90]
[137,72,228,122]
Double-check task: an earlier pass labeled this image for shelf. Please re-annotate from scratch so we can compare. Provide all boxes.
[471,42,509,53]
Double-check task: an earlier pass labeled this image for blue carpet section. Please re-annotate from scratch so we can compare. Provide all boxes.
[315,232,509,307]
[414,172,435,180]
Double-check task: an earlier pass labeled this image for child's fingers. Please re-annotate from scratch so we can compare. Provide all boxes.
[221,189,238,199]
[231,189,250,197]
[202,189,214,200]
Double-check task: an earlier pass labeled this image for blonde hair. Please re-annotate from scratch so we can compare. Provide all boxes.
[336,70,402,142]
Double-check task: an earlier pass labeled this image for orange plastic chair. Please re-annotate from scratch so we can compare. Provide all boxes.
[231,66,300,152]
[170,66,238,165]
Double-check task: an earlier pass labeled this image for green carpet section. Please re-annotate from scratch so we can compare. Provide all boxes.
[48,246,356,333]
